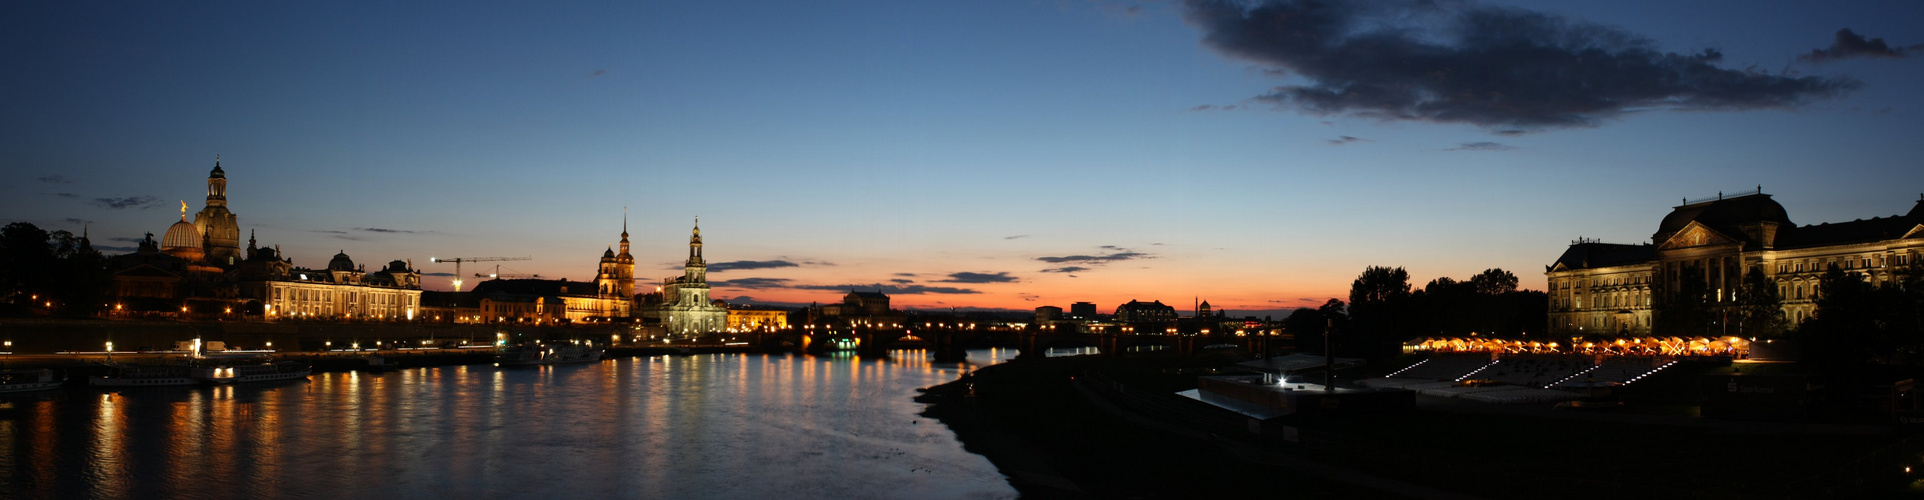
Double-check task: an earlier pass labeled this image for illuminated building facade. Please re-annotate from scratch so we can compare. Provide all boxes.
[726,304,790,331]
[1547,191,1924,335]
[193,156,242,265]
[241,245,423,321]
[639,220,727,335]
[594,215,637,317]
[1114,299,1176,325]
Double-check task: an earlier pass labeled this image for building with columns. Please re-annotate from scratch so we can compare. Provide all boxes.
[1547,191,1924,336]
[639,219,727,336]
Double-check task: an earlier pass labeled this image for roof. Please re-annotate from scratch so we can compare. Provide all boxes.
[468,278,598,297]
[1778,215,1923,249]
[1549,243,1656,271]
[847,291,889,299]
[1654,193,1792,244]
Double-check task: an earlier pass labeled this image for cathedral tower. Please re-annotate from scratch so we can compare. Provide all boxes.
[193,155,242,265]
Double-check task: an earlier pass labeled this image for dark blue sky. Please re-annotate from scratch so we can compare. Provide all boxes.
[5,1,1921,316]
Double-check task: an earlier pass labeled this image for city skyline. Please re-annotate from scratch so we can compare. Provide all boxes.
[6,1,1923,317]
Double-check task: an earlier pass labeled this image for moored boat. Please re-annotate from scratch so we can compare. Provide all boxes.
[90,362,194,387]
[497,341,604,366]
[192,361,312,384]
[0,369,65,393]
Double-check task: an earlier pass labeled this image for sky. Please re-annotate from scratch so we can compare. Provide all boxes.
[4,0,1922,318]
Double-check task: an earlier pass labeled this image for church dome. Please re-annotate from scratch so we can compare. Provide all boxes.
[386,260,409,272]
[328,251,356,272]
[161,220,202,250]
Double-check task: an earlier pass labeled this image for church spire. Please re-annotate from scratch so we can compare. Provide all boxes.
[686,217,704,267]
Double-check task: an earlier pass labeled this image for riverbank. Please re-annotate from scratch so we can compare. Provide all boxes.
[916,355,1348,498]
[920,355,1912,499]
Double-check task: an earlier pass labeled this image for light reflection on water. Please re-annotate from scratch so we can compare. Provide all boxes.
[0,349,1017,499]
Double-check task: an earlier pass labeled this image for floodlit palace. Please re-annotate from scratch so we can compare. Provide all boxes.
[1546,190,1924,336]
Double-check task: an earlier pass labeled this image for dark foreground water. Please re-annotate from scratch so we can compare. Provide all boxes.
[0,349,1018,499]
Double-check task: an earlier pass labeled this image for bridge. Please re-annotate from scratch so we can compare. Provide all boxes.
[757,324,1294,361]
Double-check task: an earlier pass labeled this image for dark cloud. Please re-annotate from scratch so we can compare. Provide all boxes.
[61,218,90,226]
[1327,135,1365,145]
[711,277,794,289]
[894,272,917,277]
[590,69,609,77]
[708,260,799,272]
[356,227,418,234]
[1036,250,1150,264]
[938,272,1018,284]
[891,278,914,284]
[38,175,71,184]
[713,277,979,295]
[422,272,457,277]
[1446,141,1516,151]
[1003,235,1030,240]
[55,193,78,198]
[1189,104,1239,112]
[1799,29,1920,63]
[90,196,159,210]
[1182,0,1858,131]
[1040,266,1090,274]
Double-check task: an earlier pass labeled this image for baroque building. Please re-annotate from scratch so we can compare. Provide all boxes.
[193,156,242,265]
[238,241,423,321]
[639,219,727,336]
[1546,191,1924,336]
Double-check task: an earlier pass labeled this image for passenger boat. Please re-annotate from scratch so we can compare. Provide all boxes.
[90,362,194,387]
[360,355,400,373]
[191,361,312,384]
[497,341,604,366]
[0,369,65,393]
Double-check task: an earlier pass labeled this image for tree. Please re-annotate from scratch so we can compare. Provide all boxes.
[1348,266,1412,357]
[1282,298,1347,355]
[1654,264,1712,337]
[1469,268,1519,295]
[1735,267,1787,338]
[0,222,56,312]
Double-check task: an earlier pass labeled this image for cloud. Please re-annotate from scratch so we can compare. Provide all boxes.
[1003,235,1030,240]
[1799,29,1920,63]
[109,236,144,243]
[712,277,980,295]
[38,175,71,184]
[711,277,795,289]
[1327,135,1365,145]
[61,218,91,226]
[1189,104,1239,112]
[312,230,349,234]
[422,272,457,277]
[90,196,159,210]
[1446,141,1516,151]
[356,227,418,234]
[1040,266,1090,274]
[891,278,914,284]
[1036,249,1150,264]
[894,272,917,277]
[707,260,799,272]
[94,245,137,253]
[938,272,1018,284]
[54,192,78,198]
[590,69,609,77]
[1181,0,1858,131]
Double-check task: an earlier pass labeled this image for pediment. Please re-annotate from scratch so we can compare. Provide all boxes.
[1903,224,1924,240]
[1659,222,1739,250]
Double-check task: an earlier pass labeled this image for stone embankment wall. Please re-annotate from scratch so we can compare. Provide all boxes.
[0,318,632,353]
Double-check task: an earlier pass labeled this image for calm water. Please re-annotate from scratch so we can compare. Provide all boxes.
[0,349,1018,499]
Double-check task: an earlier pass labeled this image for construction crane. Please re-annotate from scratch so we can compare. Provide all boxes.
[476,264,539,280]
[428,256,530,292]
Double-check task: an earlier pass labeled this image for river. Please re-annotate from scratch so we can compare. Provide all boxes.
[0,349,1019,499]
